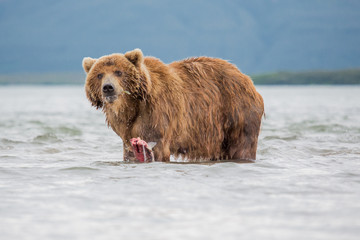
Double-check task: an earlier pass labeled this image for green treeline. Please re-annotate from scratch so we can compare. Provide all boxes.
[252,69,360,85]
[0,69,360,85]
[0,73,85,85]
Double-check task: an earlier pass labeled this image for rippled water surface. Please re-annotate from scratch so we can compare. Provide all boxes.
[1,85,360,240]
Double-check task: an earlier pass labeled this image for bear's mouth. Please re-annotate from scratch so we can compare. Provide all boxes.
[104,95,118,103]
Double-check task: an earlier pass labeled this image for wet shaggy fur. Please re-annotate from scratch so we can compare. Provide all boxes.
[83,49,264,162]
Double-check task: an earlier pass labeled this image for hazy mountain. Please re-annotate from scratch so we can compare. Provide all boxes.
[0,0,359,74]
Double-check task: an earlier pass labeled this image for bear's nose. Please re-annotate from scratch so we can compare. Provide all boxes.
[102,83,115,95]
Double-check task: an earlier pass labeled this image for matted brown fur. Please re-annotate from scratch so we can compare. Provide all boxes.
[82,49,264,162]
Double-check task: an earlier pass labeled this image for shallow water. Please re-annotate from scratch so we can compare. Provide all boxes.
[0,85,360,240]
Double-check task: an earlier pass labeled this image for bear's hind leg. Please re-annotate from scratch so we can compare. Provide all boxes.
[228,137,258,160]
[226,124,260,161]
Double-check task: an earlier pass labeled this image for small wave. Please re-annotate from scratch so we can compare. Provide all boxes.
[0,167,22,176]
[0,155,19,160]
[0,138,24,150]
[93,161,128,166]
[337,134,360,144]
[263,134,299,141]
[40,126,82,137]
[28,120,45,125]
[285,119,355,134]
[60,166,99,171]
[255,162,286,169]
[292,121,351,134]
[306,146,358,156]
[308,123,346,133]
[56,126,82,136]
[42,148,62,154]
[1,138,25,144]
[0,145,14,150]
[32,133,61,143]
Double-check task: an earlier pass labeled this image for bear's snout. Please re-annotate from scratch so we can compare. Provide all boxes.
[102,83,115,96]
[102,83,118,103]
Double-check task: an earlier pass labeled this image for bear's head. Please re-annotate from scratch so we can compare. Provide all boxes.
[82,49,150,109]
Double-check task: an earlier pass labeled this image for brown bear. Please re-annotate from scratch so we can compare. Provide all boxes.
[82,49,264,162]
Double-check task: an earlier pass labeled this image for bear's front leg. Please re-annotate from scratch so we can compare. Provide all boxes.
[123,144,138,162]
[152,140,171,162]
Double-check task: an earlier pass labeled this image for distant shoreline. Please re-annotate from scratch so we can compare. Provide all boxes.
[252,68,360,85]
[0,69,360,85]
[0,73,86,85]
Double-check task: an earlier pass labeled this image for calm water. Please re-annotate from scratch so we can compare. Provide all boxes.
[0,85,359,240]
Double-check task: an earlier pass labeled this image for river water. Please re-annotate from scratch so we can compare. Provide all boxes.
[0,85,359,240]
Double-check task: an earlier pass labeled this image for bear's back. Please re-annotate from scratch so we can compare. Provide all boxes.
[169,57,255,94]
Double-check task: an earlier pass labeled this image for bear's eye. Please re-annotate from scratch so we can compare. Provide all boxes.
[114,70,122,77]
[97,73,103,79]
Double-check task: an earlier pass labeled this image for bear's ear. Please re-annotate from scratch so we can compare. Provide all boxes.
[124,48,144,68]
[82,57,97,73]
